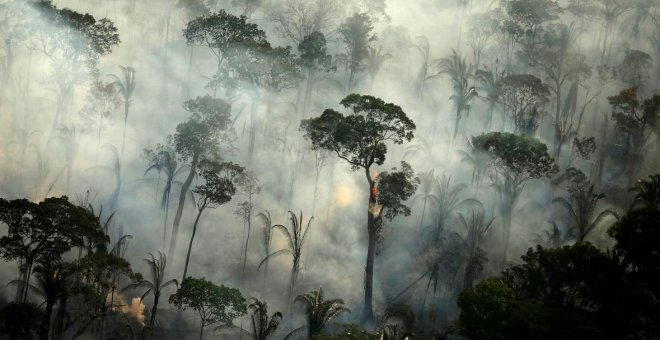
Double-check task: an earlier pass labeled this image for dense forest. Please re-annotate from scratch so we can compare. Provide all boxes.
[0,0,659,339]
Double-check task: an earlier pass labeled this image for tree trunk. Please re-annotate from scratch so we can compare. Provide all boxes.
[169,153,199,260]
[163,190,170,249]
[41,300,55,340]
[182,206,204,282]
[242,202,252,272]
[361,171,377,327]
[362,211,377,326]
[199,321,205,340]
[150,292,160,327]
[248,99,258,163]
[500,198,513,269]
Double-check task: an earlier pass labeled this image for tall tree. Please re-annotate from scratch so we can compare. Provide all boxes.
[183,9,269,97]
[607,88,660,185]
[255,211,277,289]
[301,94,418,325]
[471,132,557,266]
[338,13,376,92]
[298,31,335,116]
[143,146,189,248]
[182,160,243,282]
[552,172,618,243]
[169,277,247,340]
[437,49,478,142]
[28,1,120,129]
[499,74,550,135]
[168,95,233,260]
[235,171,260,273]
[108,65,136,170]
[0,196,104,303]
[259,211,312,302]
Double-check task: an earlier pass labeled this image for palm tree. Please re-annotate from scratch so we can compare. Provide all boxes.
[475,67,502,131]
[248,298,282,340]
[256,211,277,290]
[259,211,312,302]
[124,252,177,328]
[458,210,494,289]
[144,148,189,246]
[22,259,66,340]
[289,287,350,338]
[552,184,619,243]
[423,175,474,246]
[436,49,478,142]
[108,66,136,166]
[412,170,439,229]
[366,45,392,93]
[629,174,660,210]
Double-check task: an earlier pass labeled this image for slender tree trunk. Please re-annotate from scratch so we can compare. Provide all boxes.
[362,211,377,327]
[361,170,377,326]
[500,197,513,269]
[186,46,193,99]
[248,99,258,163]
[53,295,66,340]
[150,292,160,327]
[182,206,204,282]
[418,200,427,229]
[42,300,55,340]
[242,202,252,272]
[169,153,199,260]
[163,191,170,249]
[199,321,205,340]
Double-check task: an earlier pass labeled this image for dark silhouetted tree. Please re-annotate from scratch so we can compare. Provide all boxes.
[301,94,417,325]
[169,277,247,340]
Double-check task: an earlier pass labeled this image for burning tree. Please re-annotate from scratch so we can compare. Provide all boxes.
[300,94,418,325]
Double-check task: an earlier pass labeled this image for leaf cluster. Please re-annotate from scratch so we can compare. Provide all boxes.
[301,94,415,171]
[169,277,247,328]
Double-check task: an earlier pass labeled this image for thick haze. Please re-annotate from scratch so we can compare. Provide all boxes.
[1,0,658,337]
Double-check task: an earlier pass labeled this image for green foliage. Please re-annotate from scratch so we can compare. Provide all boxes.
[248,298,282,340]
[629,174,660,210]
[194,159,244,208]
[299,32,335,73]
[458,278,517,339]
[0,196,105,302]
[169,277,247,329]
[301,94,415,170]
[609,207,660,275]
[616,49,653,88]
[499,74,550,134]
[29,0,120,76]
[183,9,268,56]
[294,287,351,338]
[0,301,44,340]
[338,13,376,88]
[171,95,233,161]
[471,132,557,186]
[376,162,419,221]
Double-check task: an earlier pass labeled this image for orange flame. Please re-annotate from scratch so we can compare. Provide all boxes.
[371,170,379,198]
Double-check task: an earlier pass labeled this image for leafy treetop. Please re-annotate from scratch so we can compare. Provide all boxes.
[169,277,247,328]
[170,95,234,162]
[300,94,415,172]
[471,132,557,187]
